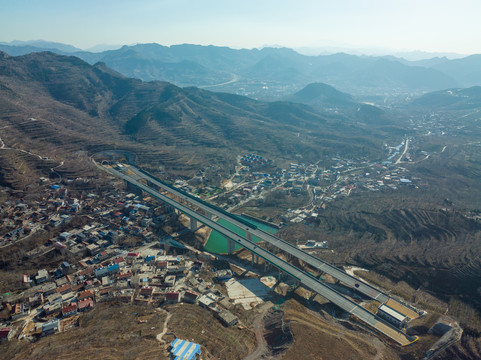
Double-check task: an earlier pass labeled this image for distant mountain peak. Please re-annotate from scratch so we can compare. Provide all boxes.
[0,40,83,53]
[288,82,355,108]
[294,82,353,100]
[0,41,472,96]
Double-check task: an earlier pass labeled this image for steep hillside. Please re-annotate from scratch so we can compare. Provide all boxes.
[0,51,387,188]
[286,82,355,109]
[277,139,481,333]
[411,86,481,110]
[286,82,397,128]
[433,55,481,88]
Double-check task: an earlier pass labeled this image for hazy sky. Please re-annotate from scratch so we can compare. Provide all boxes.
[2,0,481,54]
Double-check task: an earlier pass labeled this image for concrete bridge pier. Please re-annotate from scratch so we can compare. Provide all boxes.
[227,239,235,255]
[126,181,143,196]
[264,261,270,272]
[190,217,198,231]
[277,269,283,281]
[165,204,175,214]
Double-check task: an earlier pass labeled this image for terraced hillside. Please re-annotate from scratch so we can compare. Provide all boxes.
[438,334,481,360]
[0,51,390,188]
[281,189,481,332]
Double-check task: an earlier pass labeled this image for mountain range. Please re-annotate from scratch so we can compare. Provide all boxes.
[0,50,395,188]
[2,42,481,100]
[1,47,480,188]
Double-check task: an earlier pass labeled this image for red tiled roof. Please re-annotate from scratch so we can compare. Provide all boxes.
[79,267,93,276]
[78,289,94,300]
[56,284,71,294]
[184,290,199,299]
[117,271,132,279]
[165,292,180,300]
[71,284,84,292]
[0,328,10,339]
[139,287,153,296]
[78,298,93,309]
[100,288,111,295]
[62,303,77,314]
[113,256,124,264]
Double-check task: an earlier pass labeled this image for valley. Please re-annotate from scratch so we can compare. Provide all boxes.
[1,47,481,359]
[3,43,481,101]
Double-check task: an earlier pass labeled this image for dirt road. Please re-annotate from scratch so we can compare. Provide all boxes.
[243,302,275,360]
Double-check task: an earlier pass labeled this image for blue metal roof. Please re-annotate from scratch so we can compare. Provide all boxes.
[94,267,108,276]
[107,263,120,272]
[170,338,201,360]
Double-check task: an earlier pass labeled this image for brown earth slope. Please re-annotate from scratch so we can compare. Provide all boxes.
[0,51,387,188]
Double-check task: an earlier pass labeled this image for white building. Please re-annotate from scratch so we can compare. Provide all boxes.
[377,304,408,328]
[41,319,60,335]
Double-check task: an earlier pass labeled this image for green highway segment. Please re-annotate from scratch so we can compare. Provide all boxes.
[100,163,415,345]
[129,165,391,302]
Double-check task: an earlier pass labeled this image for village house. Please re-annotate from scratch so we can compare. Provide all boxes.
[56,283,72,295]
[216,310,238,327]
[62,303,78,317]
[35,269,49,284]
[165,292,180,304]
[39,282,57,296]
[78,298,94,312]
[139,287,154,298]
[78,289,95,302]
[41,319,60,335]
[0,328,11,342]
[183,290,199,304]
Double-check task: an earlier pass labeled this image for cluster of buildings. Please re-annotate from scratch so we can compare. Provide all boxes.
[0,179,181,250]
[0,185,74,246]
[240,153,271,168]
[224,171,276,207]
[1,236,245,341]
[215,148,423,225]
[0,178,249,343]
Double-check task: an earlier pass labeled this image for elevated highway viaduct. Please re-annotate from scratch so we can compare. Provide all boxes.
[126,164,419,320]
[99,163,416,345]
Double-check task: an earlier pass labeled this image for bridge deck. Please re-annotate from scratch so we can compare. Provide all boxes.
[374,321,416,346]
[100,163,416,345]
[128,165,402,306]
